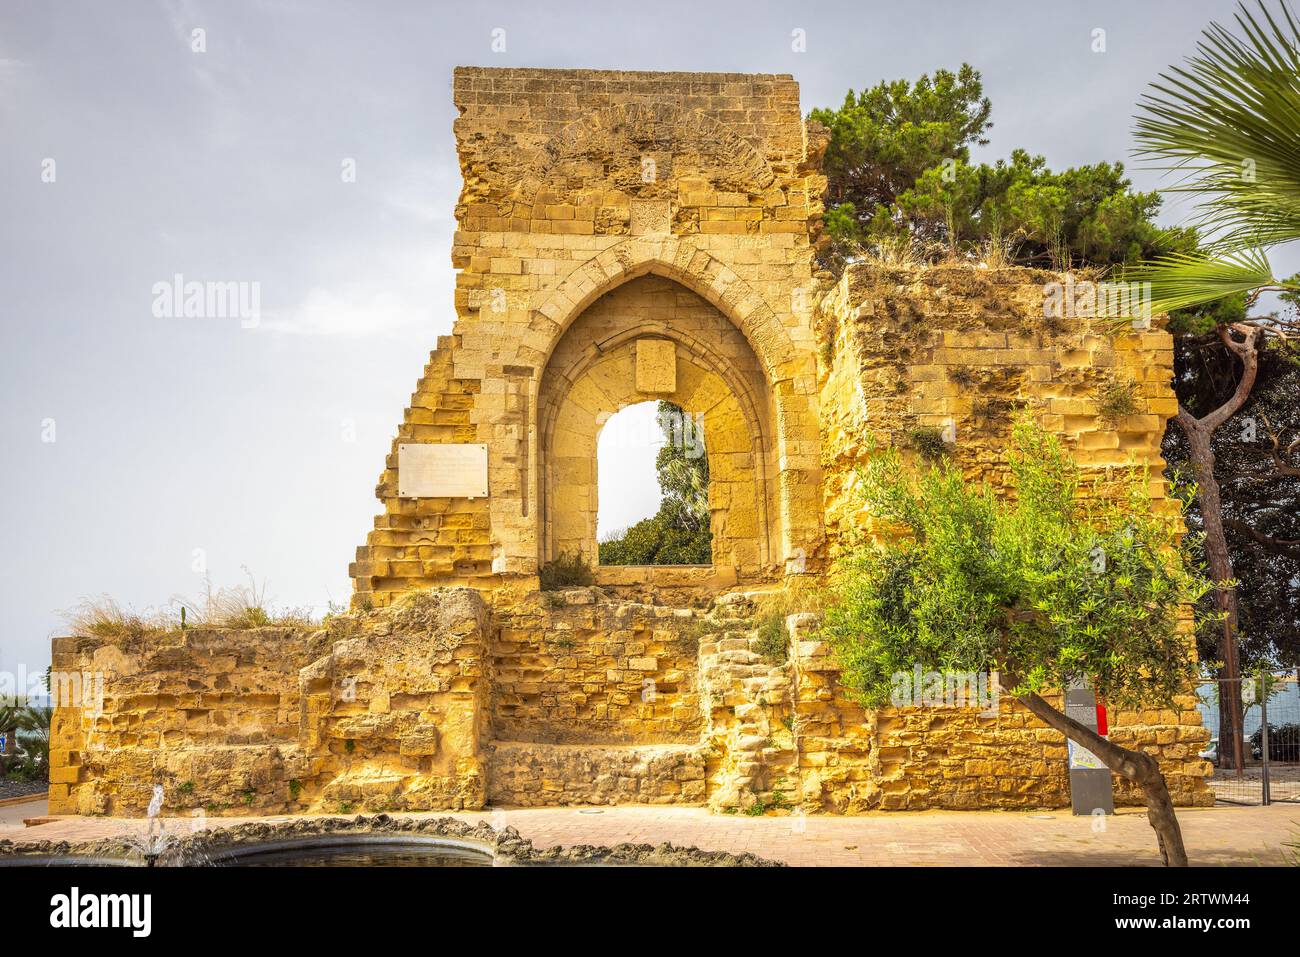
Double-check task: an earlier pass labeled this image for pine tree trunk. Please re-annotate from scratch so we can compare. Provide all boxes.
[1181,422,1246,773]
[1171,325,1261,774]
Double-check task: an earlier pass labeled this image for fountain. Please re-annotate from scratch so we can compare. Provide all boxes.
[0,813,782,867]
[119,785,176,867]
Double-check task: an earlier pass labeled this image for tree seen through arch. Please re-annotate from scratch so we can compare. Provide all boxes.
[598,401,712,565]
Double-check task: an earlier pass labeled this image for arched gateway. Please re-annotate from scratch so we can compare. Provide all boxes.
[350,69,826,604]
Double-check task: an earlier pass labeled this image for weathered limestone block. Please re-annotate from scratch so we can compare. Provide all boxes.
[635,337,677,393]
[489,594,703,746]
[486,742,708,807]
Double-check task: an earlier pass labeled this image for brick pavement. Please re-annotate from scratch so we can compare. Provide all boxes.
[2,798,1296,866]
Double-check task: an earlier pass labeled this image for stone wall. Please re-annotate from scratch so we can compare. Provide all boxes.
[48,625,313,816]
[49,578,1211,815]
[807,265,1212,809]
[352,341,494,594]
[49,590,491,816]
[698,603,1211,812]
[816,265,1180,560]
[486,742,708,807]
[490,588,703,745]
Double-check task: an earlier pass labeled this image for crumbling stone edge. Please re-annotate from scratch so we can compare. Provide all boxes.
[0,813,783,867]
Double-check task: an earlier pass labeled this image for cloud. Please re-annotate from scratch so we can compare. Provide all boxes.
[258,285,430,337]
[257,236,451,337]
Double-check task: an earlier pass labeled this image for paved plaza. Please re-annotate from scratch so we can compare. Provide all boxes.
[3,796,1295,866]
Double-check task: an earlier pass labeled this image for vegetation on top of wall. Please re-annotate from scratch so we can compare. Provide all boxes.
[63,596,174,640]
[63,571,316,639]
[538,550,595,591]
[819,417,1217,865]
[175,573,315,629]
[599,402,713,566]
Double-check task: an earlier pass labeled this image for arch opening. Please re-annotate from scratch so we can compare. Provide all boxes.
[597,401,712,567]
[536,273,778,583]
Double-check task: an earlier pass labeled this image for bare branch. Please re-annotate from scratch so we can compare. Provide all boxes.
[1192,327,1261,433]
[1225,517,1300,559]
[1260,414,1300,478]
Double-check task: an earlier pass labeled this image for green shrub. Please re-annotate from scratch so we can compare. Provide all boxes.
[904,426,950,458]
[1098,375,1140,423]
[821,417,1212,710]
[754,614,789,665]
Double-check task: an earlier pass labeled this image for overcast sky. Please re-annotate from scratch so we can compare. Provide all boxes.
[2,0,1292,681]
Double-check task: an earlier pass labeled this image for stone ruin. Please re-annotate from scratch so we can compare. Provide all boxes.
[49,68,1212,817]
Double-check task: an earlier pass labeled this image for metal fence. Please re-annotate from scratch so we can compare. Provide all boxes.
[1198,673,1300,806]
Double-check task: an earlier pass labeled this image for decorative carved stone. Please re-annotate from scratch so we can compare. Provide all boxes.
[629,198,672,236]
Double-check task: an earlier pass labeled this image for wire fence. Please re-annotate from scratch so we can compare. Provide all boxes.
[1198,673,1300,806]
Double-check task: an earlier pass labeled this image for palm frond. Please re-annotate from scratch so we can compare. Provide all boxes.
[1134,1,1300,246]
[1125,247,1286,312]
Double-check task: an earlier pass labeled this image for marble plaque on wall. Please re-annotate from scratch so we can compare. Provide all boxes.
[397,443,489,498]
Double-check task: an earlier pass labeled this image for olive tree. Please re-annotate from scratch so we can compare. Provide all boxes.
[819,420,1215,866]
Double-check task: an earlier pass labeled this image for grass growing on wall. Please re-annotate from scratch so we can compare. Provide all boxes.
[539,551,595,591]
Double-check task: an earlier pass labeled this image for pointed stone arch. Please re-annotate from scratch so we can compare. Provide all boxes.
[523,238,805,385]
[515,239,822,583]
[537,304,775,574]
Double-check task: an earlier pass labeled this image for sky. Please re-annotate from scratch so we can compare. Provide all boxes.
[1,0,1293,683]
